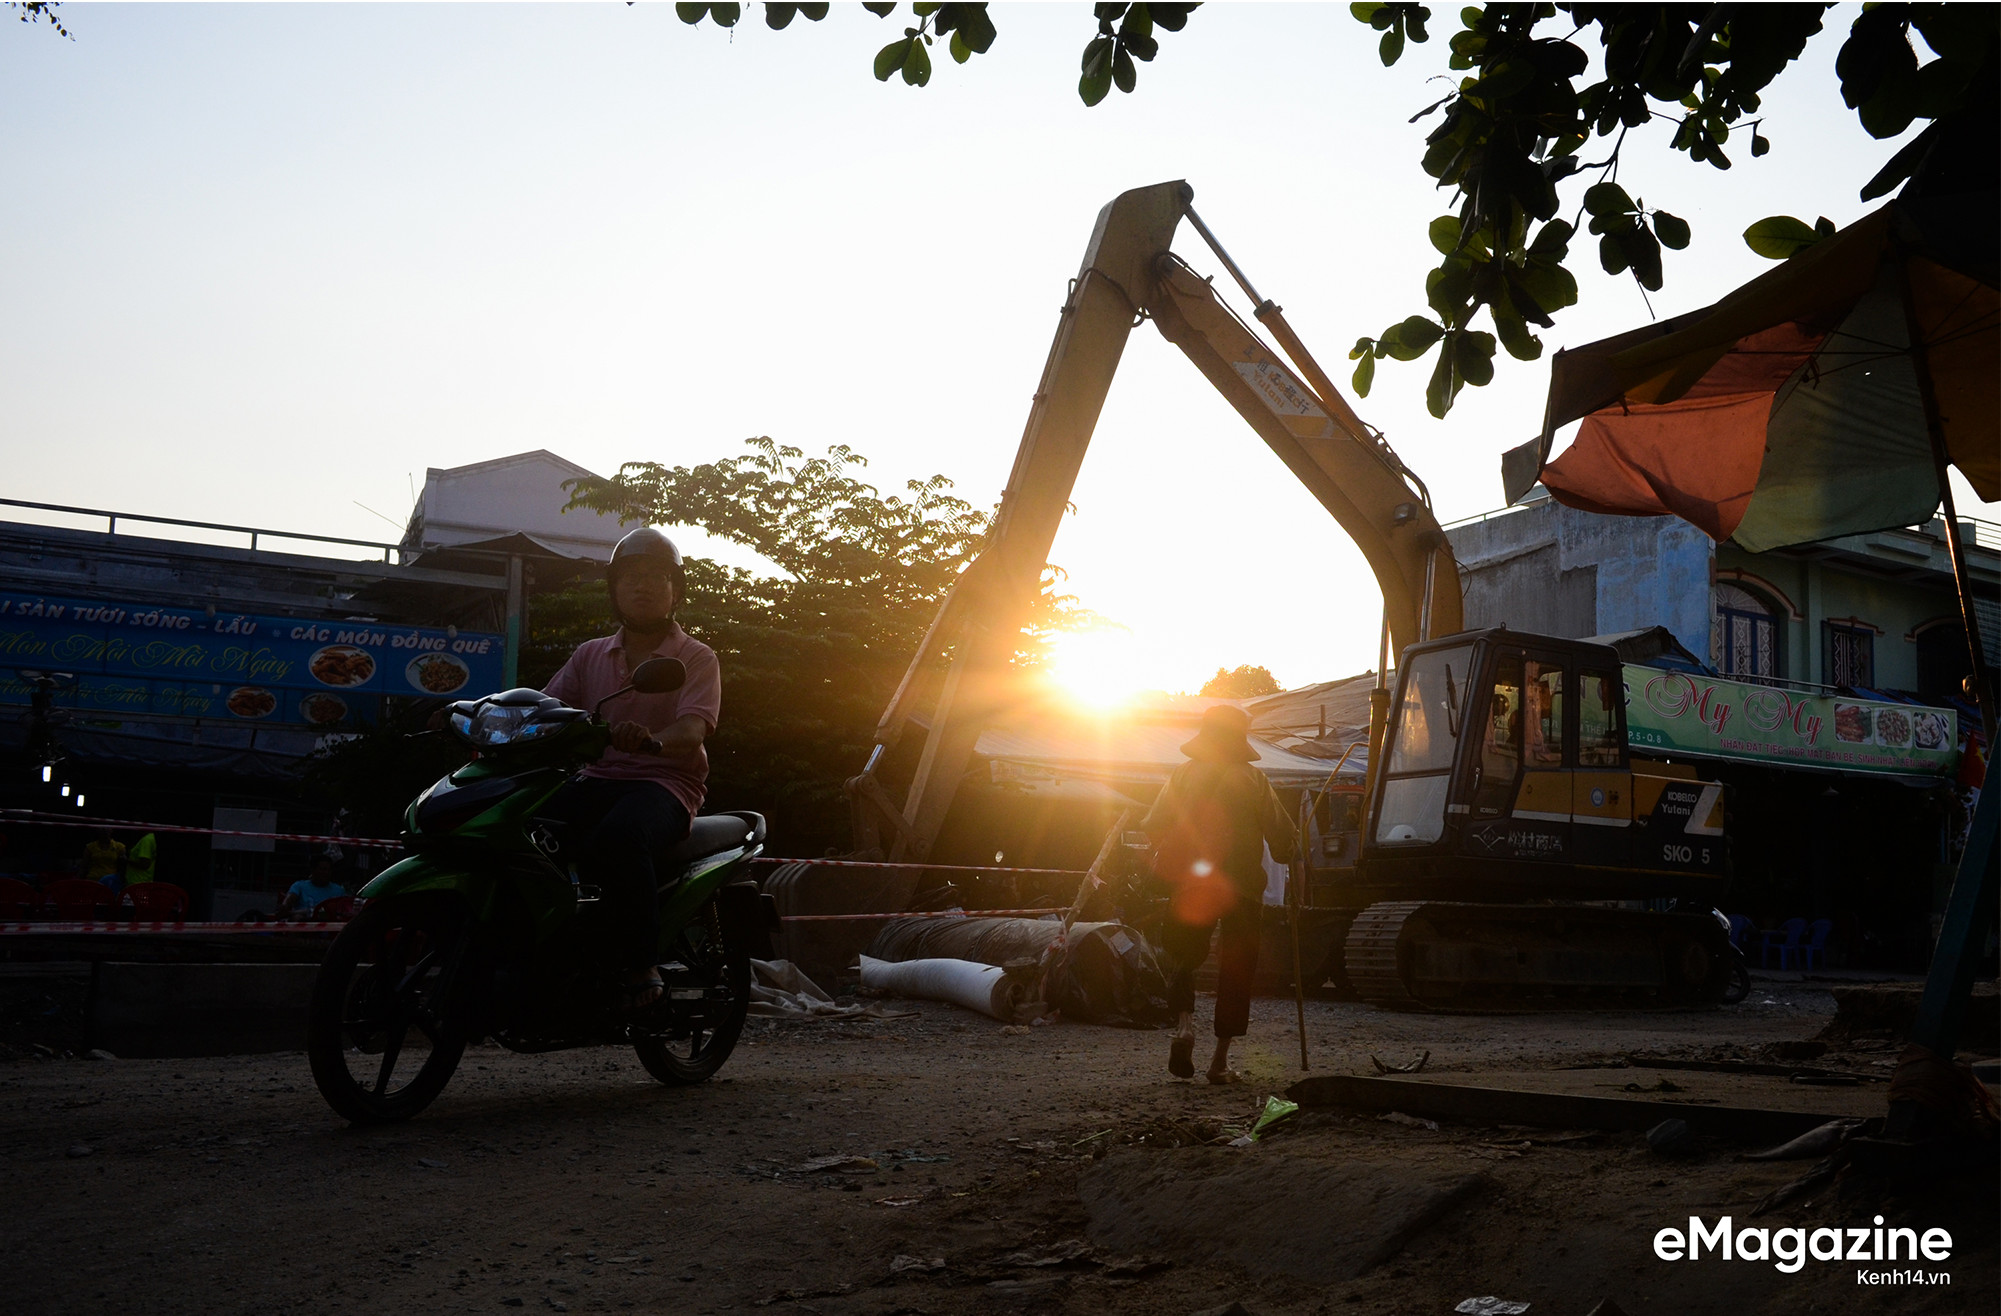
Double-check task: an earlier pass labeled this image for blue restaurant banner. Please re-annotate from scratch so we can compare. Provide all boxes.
[0,591,506,727]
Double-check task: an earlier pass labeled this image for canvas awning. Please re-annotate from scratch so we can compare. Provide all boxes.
[1503,194,1998,553]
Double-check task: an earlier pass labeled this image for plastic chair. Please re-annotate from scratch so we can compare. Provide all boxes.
[0,877,43,919]
[1799,918,1833,971]
[1760,917,1807,969]
[44,878,115,921]
[307,895,356,922]
[1726,913,1752,950]
[119,883,190,920]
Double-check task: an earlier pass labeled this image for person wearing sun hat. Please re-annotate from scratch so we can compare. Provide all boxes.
[1141,701,1296,1083]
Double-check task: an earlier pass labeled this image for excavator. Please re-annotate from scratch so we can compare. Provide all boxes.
[844,181,1734,1005]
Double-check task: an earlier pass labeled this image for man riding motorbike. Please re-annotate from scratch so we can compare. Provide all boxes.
[541,526,721,1010]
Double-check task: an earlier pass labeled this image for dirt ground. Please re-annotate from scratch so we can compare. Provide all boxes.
[3,981,1995,1316]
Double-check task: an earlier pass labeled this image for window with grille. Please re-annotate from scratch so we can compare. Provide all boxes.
[1712,582,1779,679]
[1826,622,1875,688]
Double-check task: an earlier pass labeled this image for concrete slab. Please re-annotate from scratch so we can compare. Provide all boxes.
[87,962,318,1058]
[1077,1148,1487,1284]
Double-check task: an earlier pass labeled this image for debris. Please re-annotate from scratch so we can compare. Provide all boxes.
[85,1049,117,1061]
[501,1300,524,1308]
[417,1158,449,1169]
[1378,1111,1438,1131]
[1644,1119,1694,1157]
[999,1024,1031,1035]
[1001,1239,1095,1268]
[1454,1299,1530,1315]
[1370,1050,1430,1075]
[873,1195,924,1208]
[1742,1118,1868,1162]
[1250,1096,1299,1140]
[1620,1078,1684,1094]
[1584,1301,1631,1316]
[1751,1155,1845,1217]
[751,959,915,1022]
[888,1255,945,1274]
[1099,1254,1171,1276]
[794,1154,879,1174]
[65,1144,93,1159]
[1192,1303,1255,1316]
[859,955,1027,1022]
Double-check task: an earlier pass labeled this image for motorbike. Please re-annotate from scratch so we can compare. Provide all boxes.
[1714,907,1752,1005]
[306,657,777,1124]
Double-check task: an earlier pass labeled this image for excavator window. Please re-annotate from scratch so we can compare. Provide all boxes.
[1374,644,1472,845]
[1474,652,1525,816]
[1523,659,1566,769]
[1578,669,1625,767]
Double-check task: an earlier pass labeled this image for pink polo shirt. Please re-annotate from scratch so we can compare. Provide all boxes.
[542,623,722,817]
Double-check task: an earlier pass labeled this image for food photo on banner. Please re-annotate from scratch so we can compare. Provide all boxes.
[0,591,506,728]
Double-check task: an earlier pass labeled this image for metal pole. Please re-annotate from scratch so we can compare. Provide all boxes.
[1898,250,1997,743]
[502,554,524,688]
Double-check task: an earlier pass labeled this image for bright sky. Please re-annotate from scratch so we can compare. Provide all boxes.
[4,4,1991,696]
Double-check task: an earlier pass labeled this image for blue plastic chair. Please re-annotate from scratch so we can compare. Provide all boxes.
[1726,914,1753,950]
[1799,919,1832,971]
[1761,917,1807,969]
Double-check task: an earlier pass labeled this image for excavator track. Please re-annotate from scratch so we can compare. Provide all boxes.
[1342,901,1730,1008]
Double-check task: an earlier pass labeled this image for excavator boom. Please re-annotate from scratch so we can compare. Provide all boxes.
[850,181,1456,862]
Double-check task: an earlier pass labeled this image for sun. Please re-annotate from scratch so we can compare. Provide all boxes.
[1044,627,1149,708]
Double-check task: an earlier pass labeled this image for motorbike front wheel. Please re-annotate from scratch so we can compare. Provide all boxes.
[1721,949,1752,1005]
[308,892,471,1124]
[632,901,751,1086]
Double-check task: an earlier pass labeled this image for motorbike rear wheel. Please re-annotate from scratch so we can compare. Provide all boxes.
[633,900,751,1086]
[308,892,471,1124]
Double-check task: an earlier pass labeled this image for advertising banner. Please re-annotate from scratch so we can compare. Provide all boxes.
[1623,664,1957,778]
[0,591,505,728]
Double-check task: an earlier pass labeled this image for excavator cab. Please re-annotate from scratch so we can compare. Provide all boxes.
[1359,629,1728,903]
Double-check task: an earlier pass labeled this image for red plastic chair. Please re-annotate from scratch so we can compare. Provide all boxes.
[44,878,115,921]
[119,883,190,920]
[0,877,43,919]
[304,895,356,922]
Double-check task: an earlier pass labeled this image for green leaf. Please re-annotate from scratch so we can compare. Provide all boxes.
[1427,214,1463,255]
[1750,127,1770,158]
[875,37,914,82]
[675,3,708,24]
[1628,228,1663,291]
[950,29,971,63]
[1113,44,1137,93]
[1350,2,1387,22]
[709,3,741,25]
[1380,26,1404,65]
[1741,214,1824,260]
[862,2,898,15]
[1491,307,1542,362]
[1652,211,1691,251]
[799,4,830,18]
[1526,218,1573,259]
[1352,351,1377,397]
[1079,35,1114,105]
[956,5,996,53]
[1454,329,1496,387]
[1598,232,1629,276]
[903,38,932,86]
[766,2,798,29]
[1381,315,1444,361]
[1582,181,1633,216]
[1424,344,1458,419]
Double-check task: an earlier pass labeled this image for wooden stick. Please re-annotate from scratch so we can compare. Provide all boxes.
[1290,794,1311,1071]
[1064,807,1137,932]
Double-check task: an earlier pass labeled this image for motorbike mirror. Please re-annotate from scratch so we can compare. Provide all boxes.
[631,657,686,695]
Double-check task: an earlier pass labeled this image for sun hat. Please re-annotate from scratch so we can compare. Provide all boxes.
[1180,703,1259,763]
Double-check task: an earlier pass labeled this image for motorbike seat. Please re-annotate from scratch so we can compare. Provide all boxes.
[664,811,767,870]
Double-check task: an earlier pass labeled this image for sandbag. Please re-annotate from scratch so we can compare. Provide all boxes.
[857,955,1025,1021]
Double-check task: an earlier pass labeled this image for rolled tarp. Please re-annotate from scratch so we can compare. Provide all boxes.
[866,916,1171,1027]
[857,954,1025,1021]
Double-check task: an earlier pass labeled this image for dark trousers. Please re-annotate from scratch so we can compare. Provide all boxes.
[553,779,692,971]
[1161,899,1261,1039]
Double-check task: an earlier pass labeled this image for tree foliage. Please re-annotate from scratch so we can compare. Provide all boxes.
[558,437,1089,854]
[1199,664,1281,699]
[8,1,70,38]
[1344,3,1997,416]
[668,3,1994,419]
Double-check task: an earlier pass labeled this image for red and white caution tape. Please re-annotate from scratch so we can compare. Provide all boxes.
[750,857,1085,876]
[774,908,1066,922]
[0,810,405,850]
[0,920,342,935]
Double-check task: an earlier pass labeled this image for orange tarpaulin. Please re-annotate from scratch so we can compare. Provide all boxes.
[1507,196,1998,551]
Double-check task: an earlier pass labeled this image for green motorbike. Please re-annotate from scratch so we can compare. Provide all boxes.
[307,657,776,1124]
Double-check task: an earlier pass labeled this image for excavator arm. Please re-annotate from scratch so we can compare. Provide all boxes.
[849,180,1460,862]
